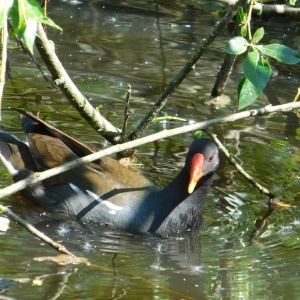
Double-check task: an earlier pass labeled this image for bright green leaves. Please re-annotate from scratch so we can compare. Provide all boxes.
[239,51,271,109]
[1,0,61,53]
[224,24,300,109]
[236,7,248,37]
[258,44,300,64]
[224,37,248,55]
[237,42,300,109]
[252,27,264,44]
[243,51,270,91]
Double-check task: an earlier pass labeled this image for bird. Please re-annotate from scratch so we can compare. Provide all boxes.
[0,111,219,236]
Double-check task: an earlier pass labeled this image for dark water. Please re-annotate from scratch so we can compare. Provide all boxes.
[2,0,300,299]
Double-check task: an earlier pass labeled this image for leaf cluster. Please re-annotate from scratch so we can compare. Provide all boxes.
[224,7,300,109]
[1,0,61,53]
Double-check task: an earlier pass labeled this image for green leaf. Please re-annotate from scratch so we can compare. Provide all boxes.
[25,0,61,30]
[20,18,37,53]
[194,131,207,138]
[243,51,271,91]
[257,5,263,16]
[224,37,248,55]
[9,0,37,52]
[252,27,264,44]
[236,7,245,23]
[9,0,26,32]
[296,127,300,140]
[8,0,61,53]
[241,24,247,37]
[259,44,300,64]
[238,77,261,109]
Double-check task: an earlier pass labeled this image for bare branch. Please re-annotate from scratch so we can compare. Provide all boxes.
[0,101,299,200]
[206,129,273,197]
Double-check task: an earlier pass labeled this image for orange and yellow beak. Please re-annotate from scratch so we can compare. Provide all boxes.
[188,153,204,194]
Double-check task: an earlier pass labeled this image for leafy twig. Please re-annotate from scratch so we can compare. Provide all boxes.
[8,19,55,87]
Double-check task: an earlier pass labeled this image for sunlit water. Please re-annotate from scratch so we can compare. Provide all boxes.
[1,0,300,299]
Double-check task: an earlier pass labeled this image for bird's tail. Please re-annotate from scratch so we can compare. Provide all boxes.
[0,129,37,179]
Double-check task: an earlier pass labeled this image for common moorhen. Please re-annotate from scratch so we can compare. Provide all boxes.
[0,112,219,236]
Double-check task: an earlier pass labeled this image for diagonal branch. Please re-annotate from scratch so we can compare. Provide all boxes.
[206,128,273,197]
[0,205,77,257]
[128,0,247,141]
[0,101,299,200]
[35,24,122,144]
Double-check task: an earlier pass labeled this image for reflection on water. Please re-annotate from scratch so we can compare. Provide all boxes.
[2,0,300,299]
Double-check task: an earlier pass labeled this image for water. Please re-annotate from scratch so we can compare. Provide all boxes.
[1,0,300,299]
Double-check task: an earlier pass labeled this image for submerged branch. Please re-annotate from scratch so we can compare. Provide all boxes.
[211,21,239,99]
[0,101,299,200]
[35,24,122,144]
[211,53,237,98]
[0,205,76,256]
[129,0,247,141]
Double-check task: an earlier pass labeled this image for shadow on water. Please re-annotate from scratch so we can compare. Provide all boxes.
[1,0,300,299]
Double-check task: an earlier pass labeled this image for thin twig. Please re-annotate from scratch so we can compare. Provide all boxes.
[0,101,300,200]
[293,86,300,102]
[121,84,131,137]
[246,1,254,41]
[206,129,274,198]
[0,205,75,256]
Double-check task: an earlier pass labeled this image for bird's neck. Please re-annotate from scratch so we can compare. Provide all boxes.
[161,167,215,206]
[161,168,190,201]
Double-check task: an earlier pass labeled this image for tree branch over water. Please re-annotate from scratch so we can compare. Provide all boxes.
[128,0,247,141]
[35,24,122,144]
[206,128,274,197]
[33,0,247,145]
[0,101,299,200]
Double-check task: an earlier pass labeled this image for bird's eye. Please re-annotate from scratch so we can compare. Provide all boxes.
[208,155,214,162]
